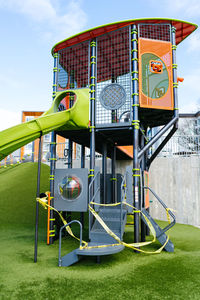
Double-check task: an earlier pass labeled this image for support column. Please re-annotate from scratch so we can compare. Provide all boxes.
[68,140,73,169]
[49,132,56,244]
[102,143,107,204]
[140,126,146,242]
[172,26,179,125]
[111,146,116,203]
[89,39,96,239]
[131,25,140,245]
[80,145,85,228]
[89,39,96,186]
[49,51,58,244]
[34,135,42,262]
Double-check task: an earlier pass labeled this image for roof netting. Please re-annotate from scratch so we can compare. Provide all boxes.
[52,18,197,54]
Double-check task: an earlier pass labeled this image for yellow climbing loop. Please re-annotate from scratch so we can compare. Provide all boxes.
[37,193,174,254]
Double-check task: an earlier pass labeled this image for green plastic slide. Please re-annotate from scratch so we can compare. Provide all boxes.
[0,88,90,161]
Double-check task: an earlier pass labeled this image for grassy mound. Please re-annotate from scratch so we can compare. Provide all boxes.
[0,163,200,299]
[0,162,50,227]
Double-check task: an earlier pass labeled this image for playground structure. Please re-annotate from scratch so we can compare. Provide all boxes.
[0,18,198,266]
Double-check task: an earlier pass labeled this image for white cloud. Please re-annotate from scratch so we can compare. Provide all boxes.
[187,32,200,52]
[0,109,21,131]
[149,0,200,18]
[167,0,200,17]
[1,0,56,21]
[179,70,200,113]
[0,0,88,41]
[160,0,200,17]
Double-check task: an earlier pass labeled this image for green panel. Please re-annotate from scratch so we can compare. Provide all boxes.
[141,53,169,99]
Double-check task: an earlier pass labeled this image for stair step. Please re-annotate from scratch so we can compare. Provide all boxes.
[76,242,124,256]
[90,228,121,244]
[59,249,80,267]
[92,220,121,231]
[91,228,120,235]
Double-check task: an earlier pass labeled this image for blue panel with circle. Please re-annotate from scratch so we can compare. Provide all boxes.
[54,168,88,212]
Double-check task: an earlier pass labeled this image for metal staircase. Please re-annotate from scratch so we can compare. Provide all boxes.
[58,172,176,267]
[90,206,127,244]
[59,171,127,267]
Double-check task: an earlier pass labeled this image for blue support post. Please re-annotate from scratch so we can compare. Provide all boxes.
[34,135,42,262]
[89,39,96,237]
[49,52,59,244]
[111,146,116,203]
[172,26,179,126]
[102,143,107,204]
[80,145,85,228]
[140,126,146,242]
[89,39,96,184]
[131,25,140,246]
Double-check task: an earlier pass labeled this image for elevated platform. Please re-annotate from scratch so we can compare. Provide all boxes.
[56,108,174,159]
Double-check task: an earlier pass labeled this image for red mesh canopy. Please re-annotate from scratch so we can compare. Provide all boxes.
[52,18,197,54]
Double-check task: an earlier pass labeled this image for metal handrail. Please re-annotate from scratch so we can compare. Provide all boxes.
[88,171,100,233]
[120,173,127,239]
[88,171,99,202]
[58,220,82,267]
[143,186,176,236]
[90,186,100,204]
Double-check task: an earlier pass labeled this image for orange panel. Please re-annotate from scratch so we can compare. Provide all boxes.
[144,171,149,209]
[138,38,174,110]
[21,111,44,160]
[117,146,133,158]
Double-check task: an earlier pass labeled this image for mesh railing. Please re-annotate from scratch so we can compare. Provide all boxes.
[57,41,89,90]
[96,26,131,126]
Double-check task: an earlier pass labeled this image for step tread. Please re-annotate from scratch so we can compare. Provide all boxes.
[76,242,124,256]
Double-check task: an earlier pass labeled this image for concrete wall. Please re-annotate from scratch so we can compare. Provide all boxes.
[148,157,200,227]
[116,157,200,227]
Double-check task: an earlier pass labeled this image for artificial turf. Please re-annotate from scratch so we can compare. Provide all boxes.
[0,162,200,299]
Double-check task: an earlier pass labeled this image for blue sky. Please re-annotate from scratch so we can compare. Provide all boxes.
[0,0,200,130]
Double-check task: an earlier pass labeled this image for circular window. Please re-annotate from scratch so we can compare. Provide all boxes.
[100,83,126,110]
[58,175,82,201]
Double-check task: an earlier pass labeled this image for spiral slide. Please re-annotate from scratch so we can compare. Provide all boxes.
[0,88,90,161]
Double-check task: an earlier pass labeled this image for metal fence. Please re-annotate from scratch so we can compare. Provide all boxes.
[157,135,200,157]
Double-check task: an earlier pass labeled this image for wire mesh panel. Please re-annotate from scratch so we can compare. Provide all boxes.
[96,26,131,126]
[57,41,89,91]
[138,23,171,42]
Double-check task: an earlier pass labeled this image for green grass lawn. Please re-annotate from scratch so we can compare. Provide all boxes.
[0,162,200,300]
